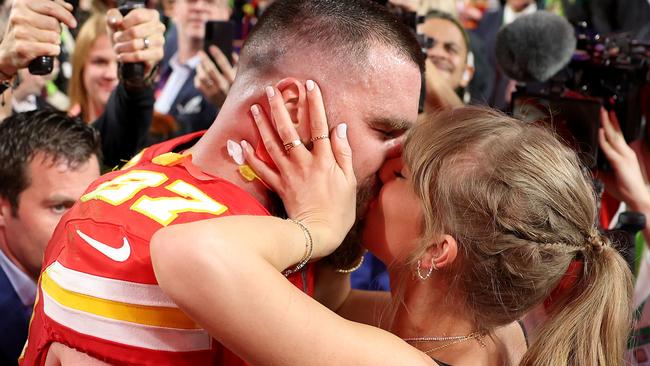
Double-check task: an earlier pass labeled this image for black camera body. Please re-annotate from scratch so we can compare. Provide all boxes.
[512,27,649,170]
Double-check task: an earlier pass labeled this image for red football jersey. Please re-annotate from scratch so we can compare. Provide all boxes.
[21,133,314,366]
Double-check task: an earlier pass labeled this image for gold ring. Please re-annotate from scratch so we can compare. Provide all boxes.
[310,135,329,142]
[283,139,303,152]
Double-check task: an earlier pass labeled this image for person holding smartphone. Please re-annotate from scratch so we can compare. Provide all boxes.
[152,0,231,143]
[193,21,237,109]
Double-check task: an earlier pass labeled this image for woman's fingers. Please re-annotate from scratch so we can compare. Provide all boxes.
[265,86,309,160]
[250,103,291,172]
[305,80,332,156]
[330,123,355,180]
[240,140,282,191]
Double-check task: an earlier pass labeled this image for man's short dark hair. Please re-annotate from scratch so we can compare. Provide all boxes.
[240,0,425,74]
[0,109,101,212]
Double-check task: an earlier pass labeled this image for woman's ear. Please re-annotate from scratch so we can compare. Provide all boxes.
[426,234,458,270]
[274,78,309,140]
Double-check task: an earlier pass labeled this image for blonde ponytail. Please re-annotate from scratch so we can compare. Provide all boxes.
[521,239,633,366]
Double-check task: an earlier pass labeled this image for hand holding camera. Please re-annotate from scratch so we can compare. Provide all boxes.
[0,0,76,80]
[108,4,165,89]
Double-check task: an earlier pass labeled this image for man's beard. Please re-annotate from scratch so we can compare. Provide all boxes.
[322,176,380,270]
[267,176,381,270]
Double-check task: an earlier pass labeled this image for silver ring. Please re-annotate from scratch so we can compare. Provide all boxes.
[143,37,150,50]
[310,135,329,142]
[283,139,303,152]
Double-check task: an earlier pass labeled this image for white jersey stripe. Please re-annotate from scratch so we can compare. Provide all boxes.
[46,261,176,307]
[42,289,211,352]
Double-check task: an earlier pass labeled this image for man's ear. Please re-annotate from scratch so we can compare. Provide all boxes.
[459,64,474,89]
[0,197,11,228]
[423,234,458,270]
[274,78,309,140]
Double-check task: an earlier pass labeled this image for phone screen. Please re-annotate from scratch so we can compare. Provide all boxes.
[204,20,235,65]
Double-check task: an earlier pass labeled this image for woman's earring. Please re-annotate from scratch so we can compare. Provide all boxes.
[416,258,437,281]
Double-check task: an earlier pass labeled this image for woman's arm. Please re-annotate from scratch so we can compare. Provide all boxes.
[151,217,432,366]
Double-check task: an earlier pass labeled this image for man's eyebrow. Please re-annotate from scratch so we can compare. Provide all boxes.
[369,117,413,131]
[44,195,76,205]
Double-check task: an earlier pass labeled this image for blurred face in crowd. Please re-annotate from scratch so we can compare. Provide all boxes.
[83,35,118,112]
[0,152,100,279]
[420,17,471,89]
[507,0,534,12]
[173,0,231,42]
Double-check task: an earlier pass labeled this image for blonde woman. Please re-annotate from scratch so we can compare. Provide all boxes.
[68,13,118,123]
[151,81,632,365]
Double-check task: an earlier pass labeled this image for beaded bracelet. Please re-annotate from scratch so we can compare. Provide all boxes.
[283,219,313,277]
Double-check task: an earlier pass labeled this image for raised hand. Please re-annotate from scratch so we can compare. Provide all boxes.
[0,0,77,79]
[241,80,357,255]
[107,7,165,77]
[194,46,238,108]
[598,108,650,211]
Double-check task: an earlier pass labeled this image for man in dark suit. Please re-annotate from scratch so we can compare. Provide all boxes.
[153,0,231,142]
[0,110,101,366]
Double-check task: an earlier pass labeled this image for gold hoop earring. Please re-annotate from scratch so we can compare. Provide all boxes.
[416,258,436,281]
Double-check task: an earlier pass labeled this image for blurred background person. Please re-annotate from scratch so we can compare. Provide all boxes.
[68,14,118,124]
[152,0,231,143]
[0,110,101,366]
[420,10,474,110]
[193,45,237,110]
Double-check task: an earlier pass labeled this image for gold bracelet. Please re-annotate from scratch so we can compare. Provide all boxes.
[282,219,313,277]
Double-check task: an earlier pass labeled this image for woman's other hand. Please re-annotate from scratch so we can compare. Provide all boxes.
[242,80,357,256]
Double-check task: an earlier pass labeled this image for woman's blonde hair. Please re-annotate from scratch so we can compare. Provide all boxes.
[402,106,632,365]
[68,13,108,123]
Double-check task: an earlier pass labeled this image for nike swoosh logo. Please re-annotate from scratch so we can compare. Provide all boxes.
[76,230,131,262]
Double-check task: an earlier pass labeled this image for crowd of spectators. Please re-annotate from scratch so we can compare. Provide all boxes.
[0,0,647,365]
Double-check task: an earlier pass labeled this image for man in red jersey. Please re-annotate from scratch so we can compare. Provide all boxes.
[22,1,424,365]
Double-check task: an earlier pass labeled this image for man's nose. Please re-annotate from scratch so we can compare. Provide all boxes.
[386,136,404,160]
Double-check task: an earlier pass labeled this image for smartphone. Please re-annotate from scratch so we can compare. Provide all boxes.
[204,20,235,66]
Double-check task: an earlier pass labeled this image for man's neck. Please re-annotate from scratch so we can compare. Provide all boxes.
[0,231,31,280]
[187,98,277,211]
